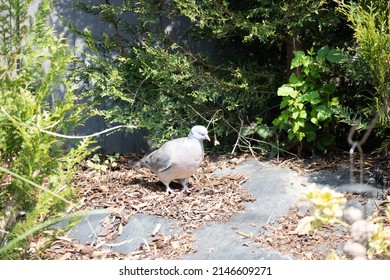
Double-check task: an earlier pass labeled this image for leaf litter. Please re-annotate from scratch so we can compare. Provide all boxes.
[31,152,389,260]
[38,153,255,260]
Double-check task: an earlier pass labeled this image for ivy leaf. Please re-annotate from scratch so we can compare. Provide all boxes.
[316,105,332,121]
[240,126,253,137]
[272,116,282,127]
[299,109,307,119]
[297,118,305,127]
[288,73,299,83]
[323,83,336,95]
[288,73,304,86]
[296,131,305,141]
[288,130,296,140]
[308,91,320,104]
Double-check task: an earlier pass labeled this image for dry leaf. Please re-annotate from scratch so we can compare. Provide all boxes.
[131,202,148,211]
[118,223,123,236]
[29,236,46,250]
[59,252,72,260]
[101,216,111,227]
[98,227,113,237]
[235,230,252,239]
[295,216,315,235]
[171,241,181,249]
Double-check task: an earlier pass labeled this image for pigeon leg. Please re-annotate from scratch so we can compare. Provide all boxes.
[180,179,191,193]
[164,183,174,195]
[181,184,190,193]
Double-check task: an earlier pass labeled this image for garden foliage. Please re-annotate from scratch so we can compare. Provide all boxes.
[70,0,349,150]
[0,0,389,260]
[336,0,390,148]
[0,0,93,258]
[273,46,343,152]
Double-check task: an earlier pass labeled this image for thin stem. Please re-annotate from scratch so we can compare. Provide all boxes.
[0,166,74,207]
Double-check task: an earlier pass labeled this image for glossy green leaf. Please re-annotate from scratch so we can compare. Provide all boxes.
[277,86,298,97]
[291,51,310,68]
[280,97,289,109]
[292,121,300,133]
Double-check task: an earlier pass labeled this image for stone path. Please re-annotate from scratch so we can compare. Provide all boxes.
[64,159,366,259]
[184,160,305,259]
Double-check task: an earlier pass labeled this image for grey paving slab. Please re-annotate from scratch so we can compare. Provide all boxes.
[306,165,351,187]
[66,210,111,244]
[185,222,293,260]
[110,214,180,254]
[305,165,378,216]
[183,159,305,259]
[65,212,180,253]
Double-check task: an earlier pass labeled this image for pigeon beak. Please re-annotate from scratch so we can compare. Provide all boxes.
[205,135,210,141]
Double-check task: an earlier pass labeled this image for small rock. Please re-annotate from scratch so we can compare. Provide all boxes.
[344,240,367,259]
[343,206,363,224]
[351,220,374,244]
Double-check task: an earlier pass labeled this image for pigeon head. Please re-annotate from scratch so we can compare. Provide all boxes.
[188,125,210,141]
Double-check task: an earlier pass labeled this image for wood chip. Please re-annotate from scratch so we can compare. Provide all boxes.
[151,223,161,237]
[35,153,389,260]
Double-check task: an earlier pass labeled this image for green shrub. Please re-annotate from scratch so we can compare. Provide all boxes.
[69,1,276,146]
[335,0,390,151]
[273,46,343,152]
[68,0,348,149]
[0,0,93,258]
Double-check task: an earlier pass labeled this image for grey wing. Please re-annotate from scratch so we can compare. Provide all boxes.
[140,141,176,172]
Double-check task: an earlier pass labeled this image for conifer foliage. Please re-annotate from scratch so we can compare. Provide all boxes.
[0,0,93,258]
